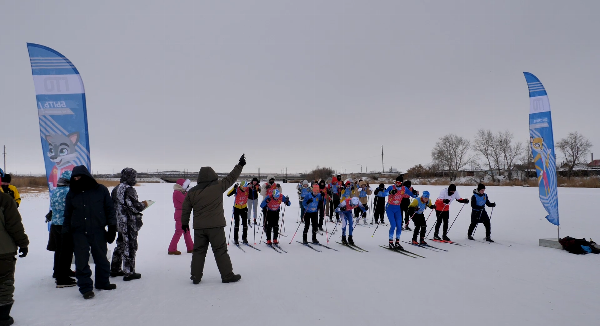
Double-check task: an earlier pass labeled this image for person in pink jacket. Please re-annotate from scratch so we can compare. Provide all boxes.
[168,179,194,255]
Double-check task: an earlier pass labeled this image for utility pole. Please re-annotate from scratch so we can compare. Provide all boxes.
[3,146,6,172]
[258,168,260,180]
[285,167,287,180]
[381,145,384,173]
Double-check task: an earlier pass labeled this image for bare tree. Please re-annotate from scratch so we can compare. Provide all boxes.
[557,132,593,179]
[431,134,472,181]
[473,129,497,182]
[497,131,524,181]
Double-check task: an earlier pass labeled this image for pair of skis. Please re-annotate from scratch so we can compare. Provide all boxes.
[469,238,511,247]
[401,241,447,252]
[234,243,262,252]
[266,243,287,253]
[296,241,339,252]
[336,241,369,252]
[380,245,425,258]
[430,239,466,246]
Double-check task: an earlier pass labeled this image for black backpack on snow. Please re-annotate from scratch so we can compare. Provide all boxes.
[559,236,600,255]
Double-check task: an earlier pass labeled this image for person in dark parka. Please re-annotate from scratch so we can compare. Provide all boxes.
[0,190,28,326]
[181,155,245,284]
[63,165,117,299]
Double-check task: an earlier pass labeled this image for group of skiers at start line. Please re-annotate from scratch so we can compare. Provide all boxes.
[226,174,496,251]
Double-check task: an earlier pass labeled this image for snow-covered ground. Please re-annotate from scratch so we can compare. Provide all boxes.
[13,183,600,325]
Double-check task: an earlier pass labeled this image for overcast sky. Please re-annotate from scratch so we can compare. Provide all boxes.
[1,0,599,176]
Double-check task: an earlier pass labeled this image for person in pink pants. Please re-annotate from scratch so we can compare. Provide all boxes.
[168,179,194,255]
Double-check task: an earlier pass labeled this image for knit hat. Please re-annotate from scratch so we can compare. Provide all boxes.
[396,175,403,182]
[252,177,259,183]
[403,180,411,188]
[477,183,485,191]
[312,184,320,192]
[422,191,430,199]
[302,180,309,186]
[1,173,11,183]
[448,184,457,192]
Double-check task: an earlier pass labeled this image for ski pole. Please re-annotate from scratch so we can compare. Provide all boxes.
[327,216,339,243]
[426,204,448,238]
[227,207,235,246]
[475,207,494,237]
[447,203,467,233]
[281,204,287,234]
[259,210,266,244]
[472,209,484,236]
[290,210,307,244]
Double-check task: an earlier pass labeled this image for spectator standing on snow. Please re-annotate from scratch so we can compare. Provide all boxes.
[63,165,117,300]
[433,184,469,242]
[181,155,245,284]
[0,185,29,326]
[47,170,76,288]
[168,178,193,255]
[467,183,496,242]
[0,173,20,208]
[110,168,148,281]
[373,183,386,224]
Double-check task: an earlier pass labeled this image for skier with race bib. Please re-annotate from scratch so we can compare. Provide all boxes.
[335,197,366,246]
[226,181,250,245]
[385,176,417,249]
[302,185,323,244]
[328,176,343,222]
[407,191,436,245]
[467,183,496,242]
[433,184,469,242]
[260,189,291,245]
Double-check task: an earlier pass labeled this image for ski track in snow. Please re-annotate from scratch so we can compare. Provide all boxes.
[13,183,600,325]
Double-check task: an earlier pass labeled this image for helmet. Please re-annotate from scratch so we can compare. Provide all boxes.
[273,189,281,198]
[351,197,360,206]
[240,181,249,188]
[422,191,430,199]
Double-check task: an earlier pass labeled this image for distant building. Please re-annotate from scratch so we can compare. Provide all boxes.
[588,160,600,167]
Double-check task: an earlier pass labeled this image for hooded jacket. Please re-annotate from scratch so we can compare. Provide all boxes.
[50,170,72,225]
[63,165,117,233]
[112,168,146,233]
[173,179,189,221]
[181,164,243,229]
[0,192,29,257]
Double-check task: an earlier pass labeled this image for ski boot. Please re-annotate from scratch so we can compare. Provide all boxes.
[389,239,394,249]
[420,238,428,246]
[411,239,419,245]
[273,239,279,245]
[442,235,451,242]
[433,234,442,241]
[242,239,249,244]
[254,219,257,225]
[319,226,324,232]
[468,235,474,240]
[485,237,494,243]
[234,240,239,245]
[404,224,412,231]
[302,234,308,245]
[266,240,272,245]
[394,239,404,250]
[348,235,355,246]
[312,237,320,245]
[342,235,348,245]
[363,218,367,225]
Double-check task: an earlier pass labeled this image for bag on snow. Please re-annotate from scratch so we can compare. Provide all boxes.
[559,236,600,255]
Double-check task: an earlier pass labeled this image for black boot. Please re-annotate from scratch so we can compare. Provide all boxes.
[56,277,77,288]
[468,235,475,240]
[0,303,14,326]
[485,237,494,242]
[123,273,141,281]
[434,234,441,240]
[388,239,394,249]
[348,235,354,246]
[222,274,242,283]
[342,235,348,244]
[442,235,451,241]
[395,239,403,250]
[312,235,320,245]
[302,233,308,244]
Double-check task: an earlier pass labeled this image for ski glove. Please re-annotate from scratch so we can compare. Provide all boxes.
[182,224,190,233]
[45,210,52,223]
[390,190,397,195]
[489,202,496,207]
[238,154,246,166]
[339,206,346,211]
[429,205,436,210]
[443,199,450,204]
[266,198,272,203]
[106,225,117,244]
[306,199,313,204]
[19,247,28,258]
[457,198,469,204]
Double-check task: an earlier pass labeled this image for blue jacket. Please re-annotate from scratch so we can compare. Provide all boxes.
[302,193,322,213]
[50,186,70,225]
[300,187,312,201]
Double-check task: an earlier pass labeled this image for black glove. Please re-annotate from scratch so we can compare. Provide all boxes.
[45,210,52,223]
[489,202,496,207]
[18,247,28,258]
[430,205,436,210]
[234,183,238,188]
[266,198,272,203]
[306,199,313,204]
[458,198,469,204]
[276,183,280,187]
[340,206,346,211]
[238,154,246,166]
[364,205,369,211]
[390,190,397,195]
[182,224,190,233]
[443,199,450,204]
[106,225,117,244]
[413,190,419,196]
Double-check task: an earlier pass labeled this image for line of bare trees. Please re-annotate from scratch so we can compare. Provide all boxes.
[420,130,593,181]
